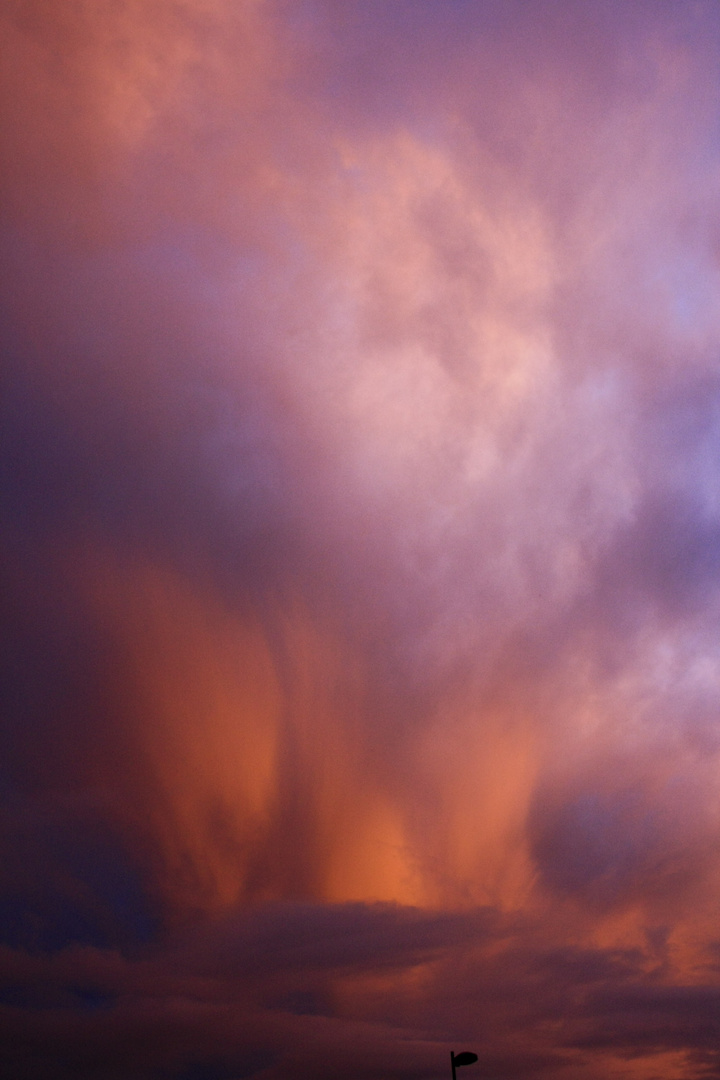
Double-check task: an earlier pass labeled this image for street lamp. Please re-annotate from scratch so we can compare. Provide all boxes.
[450,1050,478,1080]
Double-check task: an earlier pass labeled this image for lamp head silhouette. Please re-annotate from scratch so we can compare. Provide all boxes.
[450,1050,478,1080]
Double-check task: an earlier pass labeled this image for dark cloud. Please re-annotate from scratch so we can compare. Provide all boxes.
[5,901,717,1079]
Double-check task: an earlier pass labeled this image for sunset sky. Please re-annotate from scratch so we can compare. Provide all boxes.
[3,2,720,1078]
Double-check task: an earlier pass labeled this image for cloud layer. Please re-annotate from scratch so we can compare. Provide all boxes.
[3,1,720,1077]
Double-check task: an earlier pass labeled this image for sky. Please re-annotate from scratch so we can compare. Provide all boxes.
[2,1,720,1077]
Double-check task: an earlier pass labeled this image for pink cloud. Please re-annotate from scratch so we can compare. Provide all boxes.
[3,2,720,1077]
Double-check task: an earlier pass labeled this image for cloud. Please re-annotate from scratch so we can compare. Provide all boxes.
[3,901,717,1080]
[3,0,720,1076]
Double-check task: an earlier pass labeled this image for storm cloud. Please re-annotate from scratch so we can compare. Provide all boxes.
[2,2,720,1077]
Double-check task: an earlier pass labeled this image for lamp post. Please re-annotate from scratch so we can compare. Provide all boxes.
[450,1050,478,1080]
